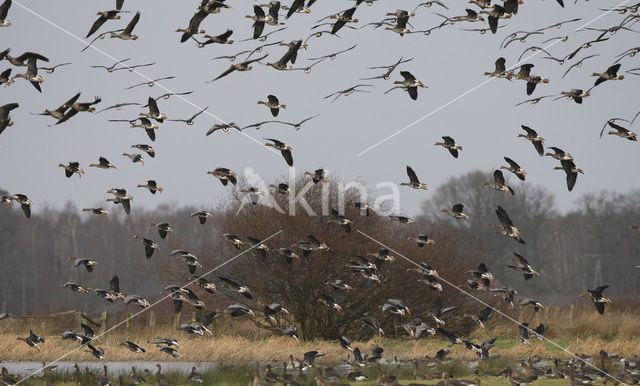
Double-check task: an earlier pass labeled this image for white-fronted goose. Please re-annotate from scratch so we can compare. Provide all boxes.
[483,170,514,195]
[208,54,268,82]
[408,234,435,247]
[138,180,163,194]
[194,29,234,47]
[508,253,540,279]
[593,64,624,87]
[520,298,544,312]
[82,207,109,215]
[494,205,525,244]
[556,88,590,104]
[54,96,102,125]
[435,136,462,158]
[228,303,256,318]
[271,114,318,130]
[580,285,610,314]
[518,125,544,156]
[125,76,176,90]
[11,193,31,218]
[190,210,214,224]
[58,162,85,178]
[265,138,293,166]
[500,157,526,180]
[17,330,43,351]
[89,156,116,169]
[401,165,427,190]
[258,95,286,117]
[222,233,245,249]
[0,102,18,135]
[390,215,415,224]
[240,187,262,205]
[149,222,172,239]
[87,5,126,38]
[177,9,208,43]
[12,57,43,92]
[68,256,98,272]
[219,276,253,299]
[324,84,372,103]
[2,49,49,66]
[385,71,425,100]
[32,92,80,120]
[441,203,468,220]
[266,40,301,70]
[318,294,342,312]
[304,168,327,183]
[553,159,583,191]
[121,340,145,353]
[0,68,13,86]
[207,167,237,185]
[140,97,166,122]
[122,152,145,165]
[62,282,89,294]
[0,0,12,27]
[603,120,637,141]
[270,182,291,195]
[131,144,155,157]
[328,208,352,232]
[132,235,159,258]
[110,11,140,40]
[246,5,274,39]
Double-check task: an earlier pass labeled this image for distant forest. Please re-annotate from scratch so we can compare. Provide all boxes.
[1,170,638,320]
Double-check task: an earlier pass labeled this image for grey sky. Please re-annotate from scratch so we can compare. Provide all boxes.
[1,0,638,218]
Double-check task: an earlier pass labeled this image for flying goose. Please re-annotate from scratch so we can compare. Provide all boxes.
[149,222,172,239]
[193,29,234,46]
[521,298,544,312]
[110,11,140,40]
[0,68,13,86]
[131,144,155,158]
[172,250,203,274]
[136,180,162,195]
[247,236,270,259]
[556,88,590,104]
[125,76,176,90]
[12,57,43,92]
[11,194,31,218]
[58,162,85,178]
[544,146,573,161]
[271,114,318,130]
[131,235,159,258]
[385,71,425,100]
[87,3,126,38]
[484,57,512,79]
[0,102,18,135]
[441,203,469,220]
[304,168,327,183]
[61,282,89,294]
[68,256,98,272]
[430,299,455,328]
[483,170,514,195]
[122,152,145,165]
[17,330,44,351]
[500,157,526,181]
[140,97,167,122]
[270,182,291,195]
[324,84,373,103]
[508,253,540,279]
[218,276,253,299]
[222,233,245,249]
[89,156,116,169]
[246,5,273,39]
[207,167,237,185]
[318,294,342,312]
[1,49,49,66]
[603,120,637,141]
[390,215,415,224]
[435,136,462,158]
[361,56,413,80]
[490,287,517,309]
[190,210,214,224]
[266,40,301,70]
[208,54,268,81]
[325,279,352,292]
[580,285,611,314]
[121,340,146,353]
[32,92,80,120]
[82,207,109,215]
[228,303,256,318]
[264,303,289,323]
[553,159,583,191]
[330,7,358,34]
[408,234,435,247]
[54,96,102,125]
[258,95,286,117]
[0,0,12,27]
[177,9,208,42]
[592,64,624,87]
[384,9,411,35]
[518,125,544,156]
[328,208,352,232]
[494,206,525,244]
[264,138,294,166]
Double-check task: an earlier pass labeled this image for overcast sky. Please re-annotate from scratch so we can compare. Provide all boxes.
[1,0,638,217]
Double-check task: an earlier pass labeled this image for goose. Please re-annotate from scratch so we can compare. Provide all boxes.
[400,165,426,190]
[435,136,462,158]
[430,299,455,328]
[124,295,151,308]
[318,294,342,312]
[468,262,494,288]
[12,57,43,92]
[557,88,590,104]
[0,68,13,86]
[469,306,493,329]
[136,180,162,195]
[382,299,410,316]
[526,75,550,95]
[159,346,180,357]
[124,76,176,90]
[194,29,234,46]
[121,340,145,353]
[61,282,89,294]
[484,57,513,79]
[513,95,555,106]
[176,9,208,43]
[562,54,599,78]
[0,102,18,135]
[82,207,109,215]
[192,275,215,294]
[86,343,106,360]
[384,10,411,35]
[441,203,469,220]
[149,222,172,239]
[385,71,425,100]
[222,233,245,249]
[518,125,544,156]
[218,276,253,298]
[483,170,514,195]
[328,208,352,232]
[604,120,637,141]
[90,156,116,169]
[129,367,146,384]
[331,7,358,34]
[109,275,125,301]
[490,287,517,309]
[304,168,327,183]
[148,337,180,348]
[284,0,310,19]
[118,117,158,141]
[1,49,49,66]
[90,57,131,72]
[494,205,525,244]
[131,235,159,258]
[58,162,85,178]
[544,146,573,161]
[479,4,511,34]
[89,288,117,302]
[199,0,230,14]
[140,97,166,122]
[258,95,286,117]
[228,303,256,318]
[208,54,268,81]
[246,5,274,39]
[17,330,44,351]
[55,96,102,125]
[0,0,11,27]
[32,92,80,120]
[520,298,544,312]
[190,210,214,224]
[264,138,294,166]
[110,12,140,40]
[87,6,126,38]
[408,234,435,247]
[592,64,624,86]
[553,159,583,191]
[122,152,145,165]
[500,157,526,181]
[68,256,98,272]
[390,215,415,224]
[131,144,155,158]
[106,195,132,215]
[264,303,289,323]
[325,279,352,292]
[580,285,611,314]
[508,253,540,279]
[247,236,269,259]
[207,167,237,185]
[436,9,484,26]
[266,40,301,70]
[263,1,285,26]
[11,194,31,218]
[361,56,413,80]
[189,367,204,383]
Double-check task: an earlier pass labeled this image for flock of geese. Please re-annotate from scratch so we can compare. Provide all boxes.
[1,0,640,384]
